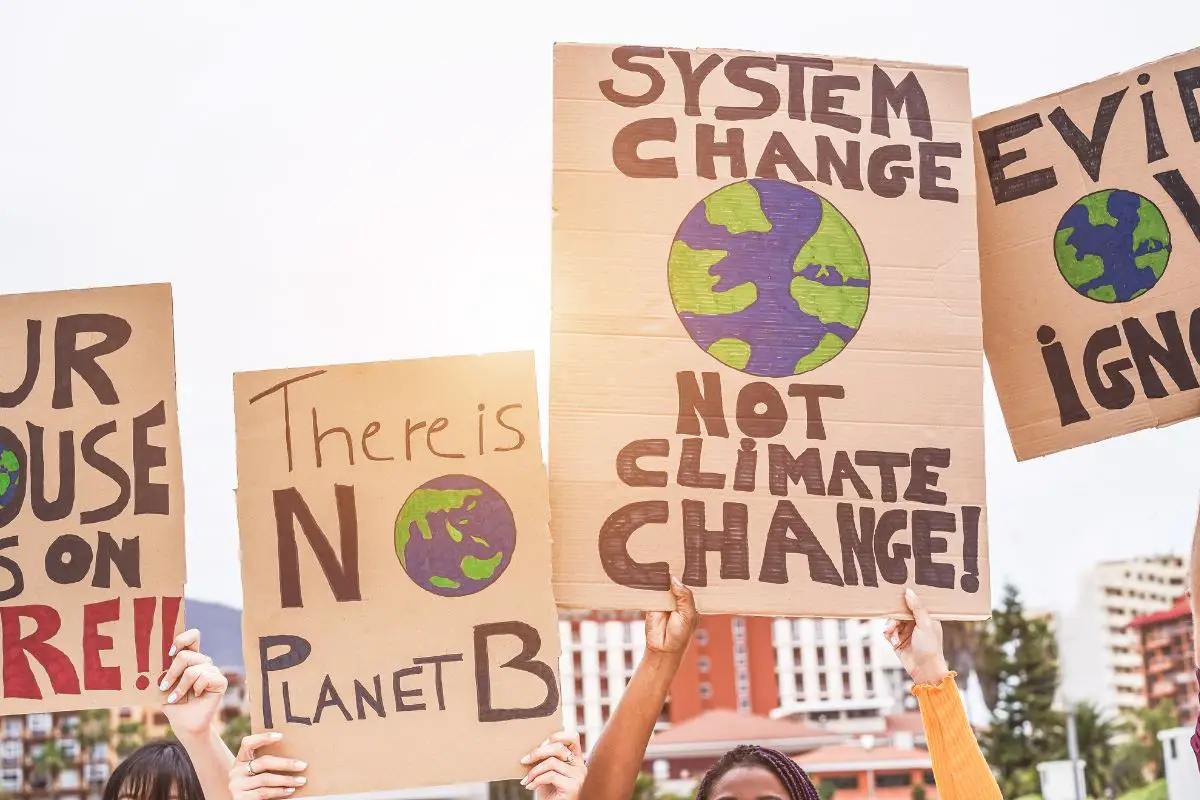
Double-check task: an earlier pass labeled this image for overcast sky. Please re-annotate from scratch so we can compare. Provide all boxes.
[1,1,1197,614]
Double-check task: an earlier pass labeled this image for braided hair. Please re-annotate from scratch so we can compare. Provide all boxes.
[693,745,820,800]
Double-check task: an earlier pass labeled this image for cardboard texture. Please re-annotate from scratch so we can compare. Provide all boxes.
[975,48,1200,460]
[551,43,988,619]
[0,283,184,712]
[234,352,561,796]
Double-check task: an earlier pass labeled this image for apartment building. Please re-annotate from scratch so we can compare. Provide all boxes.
[1128,595,1198,726]
[558,611,913,752]
[1058,555,1186,714]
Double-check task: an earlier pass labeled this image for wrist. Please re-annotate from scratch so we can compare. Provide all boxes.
[909,659,951,687]
[172,723,220,746]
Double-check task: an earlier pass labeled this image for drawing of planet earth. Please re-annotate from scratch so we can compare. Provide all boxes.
[0,447,21,512]
[668,178,870,378]
[394,474,516,597]
[1053,188,1171,303]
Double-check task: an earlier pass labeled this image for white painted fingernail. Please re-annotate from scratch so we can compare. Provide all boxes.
[271,732,283,739]
[167,692,177,704]
[295,762,307,770]
[159,679,170,691]
[285,790,295,795]
[296,778,306,786]
[168,645,177,657]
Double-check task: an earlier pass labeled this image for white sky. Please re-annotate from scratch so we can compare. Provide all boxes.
[1,1,1198,614]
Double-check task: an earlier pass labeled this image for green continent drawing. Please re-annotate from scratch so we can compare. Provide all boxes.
[668,179,870,377]
[393,475,516,597]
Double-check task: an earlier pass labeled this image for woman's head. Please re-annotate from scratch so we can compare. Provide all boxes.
[103,740,203,800]
[694,745,819,800]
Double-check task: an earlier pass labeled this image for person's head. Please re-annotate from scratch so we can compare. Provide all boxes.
[103,740,203,800]
[694,745,819,800]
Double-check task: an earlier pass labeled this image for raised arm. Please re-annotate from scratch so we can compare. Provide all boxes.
[159,629,237,800]
[1188,510,1200,765]
[579,577,697,800]
[885,589,1001,800]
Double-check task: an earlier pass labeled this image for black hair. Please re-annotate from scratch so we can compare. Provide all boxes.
[103,740,204,800]
[694,744,819,800]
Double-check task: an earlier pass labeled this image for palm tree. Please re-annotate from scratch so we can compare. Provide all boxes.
[220,716,251,754]
[1125,700,1179,780]
[114,722,145,759]
[31,741,67,800]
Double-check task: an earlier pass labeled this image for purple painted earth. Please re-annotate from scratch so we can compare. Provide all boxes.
[394,474,516,598]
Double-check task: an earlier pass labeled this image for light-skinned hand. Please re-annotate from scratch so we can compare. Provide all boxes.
[519,731,586,800]
[228,732,308,800]
[883,588,951,687]
[159,629,229,737]
[645,575,698,655]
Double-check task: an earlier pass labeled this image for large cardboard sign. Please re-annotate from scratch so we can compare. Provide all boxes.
[975,49,1200,460]
[0,283,184,712]
[551,43,988,619]
[234,352,561,796]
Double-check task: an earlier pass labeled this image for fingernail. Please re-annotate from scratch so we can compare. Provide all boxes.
[168,645,177,657]
[670,574,682,588]
[295,761,307,770]
[520,756,530,765]
[167,692,177,704]
[159,679,170,691]
[270,732,283,739]
[296,778,306,786]
[285,790,295,795]
[905,588,916,603]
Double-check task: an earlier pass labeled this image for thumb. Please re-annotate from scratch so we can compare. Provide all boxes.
[905,588,934,629]
[670,575,697,618]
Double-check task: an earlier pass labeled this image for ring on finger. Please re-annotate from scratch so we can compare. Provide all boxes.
[246,759,257,777]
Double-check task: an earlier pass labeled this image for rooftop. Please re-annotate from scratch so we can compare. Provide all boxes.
[646,710,842,757]
[1128,595,1192,630]
[795,743,932,772]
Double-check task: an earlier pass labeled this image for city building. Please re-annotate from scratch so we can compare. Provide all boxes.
[1128,595,1198,726]
[558,611,915,753]
[794,739,936,800]
[1058,555,1186,714]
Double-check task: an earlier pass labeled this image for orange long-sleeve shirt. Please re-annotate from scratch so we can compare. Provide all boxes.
[911,673,1002,800]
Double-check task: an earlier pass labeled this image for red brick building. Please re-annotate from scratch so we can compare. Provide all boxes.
[1128,595,1198,726]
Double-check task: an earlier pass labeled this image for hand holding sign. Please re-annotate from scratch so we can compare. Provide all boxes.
[884,589,950,687]
[645,576,698,656]
[229,733,307,800]
[519,732,587,800]
[159,628,228,737]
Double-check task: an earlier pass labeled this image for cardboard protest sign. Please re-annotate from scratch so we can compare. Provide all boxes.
[234,351,561,796]
[975,49,1200,460]
[551,43,987,619]
[0,283,184,712]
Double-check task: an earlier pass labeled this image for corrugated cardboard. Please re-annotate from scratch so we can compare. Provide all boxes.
[0,283,184,712]
[233,351,560,796]
[550,43,988,619]
[975,48,1200,460]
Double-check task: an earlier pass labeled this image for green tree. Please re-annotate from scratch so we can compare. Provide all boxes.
[76,710,112,765]
[911,784,927,800]
[816,780,836,800]
[220,715,252,753]
[1125,700,1178,779]
[631,773,657,800]
[115,721,145,759]
[941,620,987,694]
[1048,702,1118,797]
[31,741,67,800]
[978,583,1061,799]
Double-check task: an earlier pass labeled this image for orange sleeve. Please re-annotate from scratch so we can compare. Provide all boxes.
[911,673,1002,800]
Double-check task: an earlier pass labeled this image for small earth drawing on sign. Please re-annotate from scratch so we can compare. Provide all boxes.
[1053,188,1171,303]
[394,474,516,597]
[667,178,870,378]
[0,447,21,512]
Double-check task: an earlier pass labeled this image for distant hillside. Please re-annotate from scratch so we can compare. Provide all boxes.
[185,598,244,670]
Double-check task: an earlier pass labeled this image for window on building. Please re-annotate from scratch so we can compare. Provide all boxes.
[698,657,710,673]
[699,683,712,699]
[863,646,872,666]
[816,648,826,667]
[818,674,828,695]
[837,620,847,640]
[828,777,858,790]
[814,624,824,644]
[26,714,52,736]
[696,629,709,646]
[842,674,852,696]
[839,646,848,663]
[865,672,875,692]
[876,773,913,788]
[923,771,936,785]
[0,769,21,792]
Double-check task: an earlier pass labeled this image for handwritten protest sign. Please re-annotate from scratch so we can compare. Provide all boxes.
[234,352,561,795]
[550,43,988,619]
[975,48,1200,460]
[0,283,184,712]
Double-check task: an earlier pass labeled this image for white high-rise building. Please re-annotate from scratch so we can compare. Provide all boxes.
[770,618,913,733]
[1059,555,1186,715]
